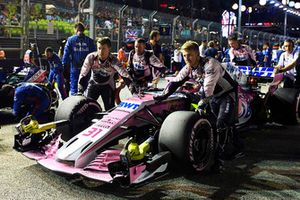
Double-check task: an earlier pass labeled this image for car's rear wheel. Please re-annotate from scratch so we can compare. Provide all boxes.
[55,96,102,142]
[159,111,215,172]
[267,88,299,125]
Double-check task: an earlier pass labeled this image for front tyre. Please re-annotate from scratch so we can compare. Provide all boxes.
[54,96,102,142]
[159,111,215,172]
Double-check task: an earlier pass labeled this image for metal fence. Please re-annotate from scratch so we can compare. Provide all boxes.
[0,0,298,56]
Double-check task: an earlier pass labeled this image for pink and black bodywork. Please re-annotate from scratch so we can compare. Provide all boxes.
[14,64,300,186]
[14,91,203,186]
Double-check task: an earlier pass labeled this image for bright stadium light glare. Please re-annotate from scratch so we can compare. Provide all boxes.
[283,7,287,10]
[295,2,300,9]
[232,3,238,10]
[259,0,267,6]
[241,5,246,12]
[289,1,295,7]
[275,3,280,7]
[279,5,284,8]
[270,0,275,4]
[282,0,287,5]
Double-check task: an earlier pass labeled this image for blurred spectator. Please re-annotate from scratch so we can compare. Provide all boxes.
[262,42,272,67]
[271,43,279,65]
[117,42,128,68]
[276,43,285,62]
[172,43,183,75]
[204,41,218,58]
[256,49,264,67]
[199,40,207,57]
[161,43,172,72]
[0,50,6,60]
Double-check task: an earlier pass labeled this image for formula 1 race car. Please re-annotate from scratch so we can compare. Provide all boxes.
[14,64,300,187]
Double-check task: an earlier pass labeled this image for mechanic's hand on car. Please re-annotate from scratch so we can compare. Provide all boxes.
[153,94,168,102]
[129,82,138,94]
[77,84,84,96]
[197,99,208,116]
[274,66,284,74]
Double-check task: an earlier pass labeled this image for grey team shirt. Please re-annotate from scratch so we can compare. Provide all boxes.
[79,52,132,89]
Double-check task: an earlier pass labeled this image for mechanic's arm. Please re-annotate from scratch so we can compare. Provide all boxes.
[78,54,93,92]
[246,46,256,63]
[61,38,71,66]
[153,65,189,101]
[228,49,235,63]
[203,60,221,98]
[274,53,286,74]
[53,55,64,73]
[112,58,134,88]
[12,92,22,117]
[277,53,299,73]
[112,58,133,81]
[149,55,166,70]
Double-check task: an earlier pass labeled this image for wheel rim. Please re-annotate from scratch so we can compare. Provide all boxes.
[189,119,214,171]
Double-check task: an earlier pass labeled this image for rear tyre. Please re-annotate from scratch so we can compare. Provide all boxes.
[159,111,215,172]
[267,88,299,125]
[54,96,102,142]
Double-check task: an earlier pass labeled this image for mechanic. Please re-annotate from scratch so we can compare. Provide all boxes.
[154,40,244,172]
[146,30,165,85]
[146,30,164,63]
[274,39,299,88]
[45,47,67,99]
[78,37,133,111]
[62,22,96,95]
[13,83,51,123]
[127,38,165,92]
[22,43,41,81]
[228,34,256,67]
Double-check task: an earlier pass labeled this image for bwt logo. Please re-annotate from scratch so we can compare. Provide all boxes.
[119,102,140,110]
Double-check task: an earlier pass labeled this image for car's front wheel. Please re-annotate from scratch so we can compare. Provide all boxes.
[159,111,215,172]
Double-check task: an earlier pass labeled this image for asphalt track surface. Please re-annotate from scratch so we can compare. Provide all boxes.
[1,79,300,200]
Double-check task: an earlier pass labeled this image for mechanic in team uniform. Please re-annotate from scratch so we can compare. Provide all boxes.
[154,41,244,172]
[127,38,165,92]
[13,83,52,123]
[45,47,67,99]
[228,34,256,67]
[78,37,133,111]
[62,22,96,95]
[274,39,299,88]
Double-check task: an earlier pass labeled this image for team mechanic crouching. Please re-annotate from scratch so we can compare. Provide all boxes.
[78,37,133,111]
[13,83,52,123]
[154,41,244,172]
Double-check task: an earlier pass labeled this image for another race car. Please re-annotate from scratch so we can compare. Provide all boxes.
[14,63,300,187]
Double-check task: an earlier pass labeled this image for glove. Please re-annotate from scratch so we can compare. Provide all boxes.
[197,99,208,115]
[153,94,168,102]
[77,84,84,95]
[128,83,137,94]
